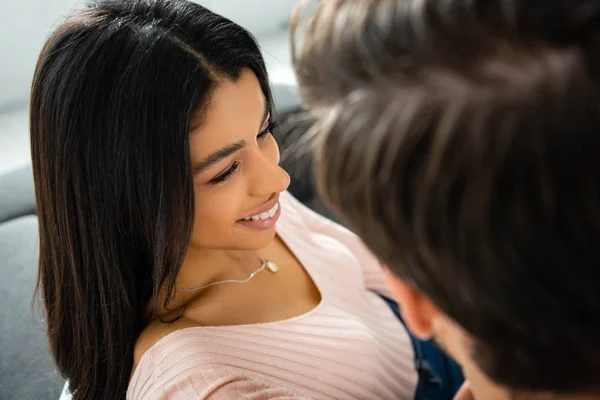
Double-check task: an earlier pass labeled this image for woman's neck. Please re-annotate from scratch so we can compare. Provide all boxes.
[152,246,263,319]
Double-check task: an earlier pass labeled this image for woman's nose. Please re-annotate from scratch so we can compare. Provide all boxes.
[271,165,291,194]
[248,147,290,197]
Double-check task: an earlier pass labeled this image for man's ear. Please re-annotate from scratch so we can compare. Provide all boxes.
[383,267,439,340]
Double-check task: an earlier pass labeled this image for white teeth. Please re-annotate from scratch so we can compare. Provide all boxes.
[268,203,278,217]
[243,202,279,222]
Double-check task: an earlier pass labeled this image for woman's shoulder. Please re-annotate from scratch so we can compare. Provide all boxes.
[129,321,307,399]
[130,319,227,396]
[131,317,274,379]
[128,363,305,400]
[132,317,199,373]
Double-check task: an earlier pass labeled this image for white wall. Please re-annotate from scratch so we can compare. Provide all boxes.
[0,0,296,109]
[196,0,299,37]
[0,0,80,108]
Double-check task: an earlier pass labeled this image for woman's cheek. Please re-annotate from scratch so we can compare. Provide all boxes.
[190,181,245,241]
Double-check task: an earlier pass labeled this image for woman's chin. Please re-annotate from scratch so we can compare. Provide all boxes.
[238,227,278,250]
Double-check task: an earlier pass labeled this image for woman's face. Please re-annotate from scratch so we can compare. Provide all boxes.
[188,68,290,251]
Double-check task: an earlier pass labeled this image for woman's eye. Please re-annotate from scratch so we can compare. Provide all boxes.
[257,121,278,140]
[208,161,240,185]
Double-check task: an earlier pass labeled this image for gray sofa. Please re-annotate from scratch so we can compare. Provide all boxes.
[0,164,64,399]
[0,83,334,399]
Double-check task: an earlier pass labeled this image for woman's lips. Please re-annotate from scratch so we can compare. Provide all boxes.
[236,201,281,231]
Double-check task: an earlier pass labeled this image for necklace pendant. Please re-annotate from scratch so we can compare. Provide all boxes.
[265,261,279,273]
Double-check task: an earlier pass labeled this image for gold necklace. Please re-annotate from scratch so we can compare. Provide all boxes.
[176,253,278,293]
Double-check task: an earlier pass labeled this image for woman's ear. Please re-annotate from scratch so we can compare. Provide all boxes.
[383,267,440,340]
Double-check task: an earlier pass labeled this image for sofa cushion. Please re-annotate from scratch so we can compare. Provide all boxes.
[0,216,64,400]
[0,165,36,223]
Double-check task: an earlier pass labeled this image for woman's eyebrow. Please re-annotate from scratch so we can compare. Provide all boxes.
[192,140,245,173]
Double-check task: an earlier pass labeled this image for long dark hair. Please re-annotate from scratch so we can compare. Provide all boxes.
[30,1,272,398]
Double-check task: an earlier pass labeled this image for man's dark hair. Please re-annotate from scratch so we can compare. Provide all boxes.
[293,0,600,395]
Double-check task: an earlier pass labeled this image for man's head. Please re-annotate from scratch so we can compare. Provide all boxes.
[293,0,600,398]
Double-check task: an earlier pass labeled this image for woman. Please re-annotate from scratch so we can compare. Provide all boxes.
[32,0,444,399]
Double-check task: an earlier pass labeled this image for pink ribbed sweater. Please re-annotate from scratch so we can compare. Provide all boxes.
[127,191,418,399]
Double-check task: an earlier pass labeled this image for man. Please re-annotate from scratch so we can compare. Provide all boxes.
[293,0,600,398]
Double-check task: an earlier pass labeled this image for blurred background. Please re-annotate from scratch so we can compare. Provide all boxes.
[0,0,298,176]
